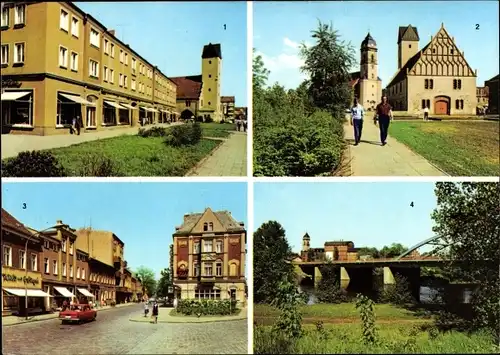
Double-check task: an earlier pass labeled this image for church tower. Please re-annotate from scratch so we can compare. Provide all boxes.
[359,33,382,110]
[398,25,419,69]
[302,232,310,252]
[201,43,222,121]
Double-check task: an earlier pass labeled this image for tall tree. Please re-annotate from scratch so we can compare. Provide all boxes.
[432,182,499,334]
[135,266,157,297]
[379,243,408,258]
[253,48,270,93]
[299,20,356,117]
[254,221,295,303]
[156,268,172,298]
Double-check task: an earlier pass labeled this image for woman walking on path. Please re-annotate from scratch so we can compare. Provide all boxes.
[143,301,149,317]
[374,95,393,146]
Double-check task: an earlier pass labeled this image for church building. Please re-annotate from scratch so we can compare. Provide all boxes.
[170,43,223,122]
[349,33,383,111]
[385,24,477,115]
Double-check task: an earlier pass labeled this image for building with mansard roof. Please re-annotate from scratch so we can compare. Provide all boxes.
[385,24,477,115]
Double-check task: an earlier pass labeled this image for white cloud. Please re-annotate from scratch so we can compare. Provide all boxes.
[284,37,299,49]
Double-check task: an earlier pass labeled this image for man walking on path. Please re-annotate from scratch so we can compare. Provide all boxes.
[423,105,429,121]
[374,95,393,146]
[151,301,159,324]
[350,97,364,146]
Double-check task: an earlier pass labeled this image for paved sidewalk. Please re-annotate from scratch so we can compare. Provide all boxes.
[344,114,446,176]
[129,307,247,324]
[186,131,247,177]
[1,123,180,160]
[2,302,137,326]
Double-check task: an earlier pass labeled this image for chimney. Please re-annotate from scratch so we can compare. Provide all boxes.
[183,213,190,223]
[108,29,115,36]
[56,220,63,225]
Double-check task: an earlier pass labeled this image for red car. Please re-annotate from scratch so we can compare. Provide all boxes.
[59,304,97,324]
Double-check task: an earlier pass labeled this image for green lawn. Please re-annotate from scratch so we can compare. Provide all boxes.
[255,323,496,354]
[390,121,499,176]
[254,303,418,321]
[201,122,234,138]
[48,136,220,176]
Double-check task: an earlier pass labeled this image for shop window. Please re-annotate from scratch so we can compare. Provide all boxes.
[118,108,130,124]
[56,93,81,127]
[2,90,34,126]
[103,102,117,125]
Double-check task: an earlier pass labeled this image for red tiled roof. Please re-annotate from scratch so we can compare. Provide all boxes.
[1,208,33,237]
[221,96,235,103]
[168,75,202,100]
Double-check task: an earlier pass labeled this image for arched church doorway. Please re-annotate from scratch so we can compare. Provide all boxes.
[181,109,194,120]
[434,96,450,115]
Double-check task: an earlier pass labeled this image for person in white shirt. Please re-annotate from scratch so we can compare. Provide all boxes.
[350,98,365,146]
[423,106,429,120]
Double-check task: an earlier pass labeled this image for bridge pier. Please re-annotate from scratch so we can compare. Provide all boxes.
[340,267,350,289]
[314,266,322,289]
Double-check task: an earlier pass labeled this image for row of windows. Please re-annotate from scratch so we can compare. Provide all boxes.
[3,245,37,270]
[42,258,86,279]
[424,79,434,90]
[420,99,466,110]
[0,43,24,65]
[89,272,114,285]
[192,262,239,277]
[193,240,224,254]
[1,4,25,28]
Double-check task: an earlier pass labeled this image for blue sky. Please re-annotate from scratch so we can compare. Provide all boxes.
[254,182,439,254]
[2,182,248,280]
[254,1,499,89]
[77,1,247,106]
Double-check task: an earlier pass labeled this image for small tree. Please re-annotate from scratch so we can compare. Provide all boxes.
[378,273,415,306]
[271,278,304,339]
[355,294,378,344]
[316,262,347,303]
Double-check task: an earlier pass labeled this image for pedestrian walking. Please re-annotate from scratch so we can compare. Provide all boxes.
[423,105,429,121]
[236,119,241,132]
[350,97,365,145]
[173,297,178,309]
[152,301,159,324]
[143,300,149,317]
[243,119,247,132]
[374,95,393,146]
[75,115,82,135]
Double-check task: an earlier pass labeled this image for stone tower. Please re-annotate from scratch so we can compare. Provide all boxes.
[359,33,382,110]
[201,43,222,121]
[302,232,310,252]
[398,25,420,69]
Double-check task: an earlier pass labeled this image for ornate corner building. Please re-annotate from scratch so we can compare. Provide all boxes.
[385,24,478,115]
[172,208,246,304]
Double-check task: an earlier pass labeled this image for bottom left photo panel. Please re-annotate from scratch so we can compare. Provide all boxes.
[1,181,249,355]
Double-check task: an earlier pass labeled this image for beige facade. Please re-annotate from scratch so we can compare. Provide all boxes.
[172,208,246,304]
[221,96,235,120]
[386,24,477,115]
[0,2,177,135]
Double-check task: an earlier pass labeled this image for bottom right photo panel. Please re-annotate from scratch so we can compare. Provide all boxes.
[253,181,499,354]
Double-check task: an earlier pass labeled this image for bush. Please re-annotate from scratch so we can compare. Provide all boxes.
[164,122,202,147]
[138,126,168,137]
[78,154,118,177]
[378,274,415,306]
[204,116,214,123]
[2,151,66,177]
[176,299,238,316]
[316,263,348,303]
[196,116,204,122]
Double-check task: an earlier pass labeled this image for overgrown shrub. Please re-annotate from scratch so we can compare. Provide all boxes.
[164,122,202,147]
[138,126,168,137]
[2,151,66,177]
[204,116,214,123]
[271,279,304,339]
[355,293,378,344]
[78,154,118,177]
[378,274,415,306]
[316,263,347,303]
[176,299,238,316]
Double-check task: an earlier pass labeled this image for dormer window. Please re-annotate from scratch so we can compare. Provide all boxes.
[203,222,208,231]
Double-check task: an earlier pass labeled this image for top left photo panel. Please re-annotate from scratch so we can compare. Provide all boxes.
[1,1,248,177]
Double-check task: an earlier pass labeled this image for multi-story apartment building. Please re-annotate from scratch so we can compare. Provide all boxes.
[1,209,48,316]
[0,1,177,135]
[37,220,93,310]
[172,208,246,304]
[221,96,235,121]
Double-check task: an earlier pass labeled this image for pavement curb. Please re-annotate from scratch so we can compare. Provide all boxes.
[2,303,137,327]
[128,316,247,324]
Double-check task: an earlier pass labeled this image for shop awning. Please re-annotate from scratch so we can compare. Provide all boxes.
[140,107,158,113]
[77,288,95,298]
[3,288,53,297]
[104,100,123,109]
[59,93,96,106]
[1,91,31,101]
[54,286,75,298]
[161,109,169,113]
[120,103,137,110]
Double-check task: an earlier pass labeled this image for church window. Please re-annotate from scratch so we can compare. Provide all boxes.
[372,74,374,79]
[409,44,412,48]
[370,54,374,63]
[460,99,464,109]
[421,100,426,109]
[457,79,462,89]
[455,100,464,110]
[429,79,434,89]
[450,48,454,54]
[209,74,212,78]
[426,99,430,108]
[453,79,457,89]
[432,48,436,54]
[209,60,212,64]
[208,88,211,92]
[424,79,429,89]
[208,101,211,105]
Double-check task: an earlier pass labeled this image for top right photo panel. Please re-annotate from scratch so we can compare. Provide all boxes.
[252,1,499,177]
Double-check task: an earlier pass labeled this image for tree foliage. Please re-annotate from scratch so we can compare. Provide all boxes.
[379,243,409,258]
[156,268,172,298]
[254,221,295,303]
[316,262,347,303]
[135,266,157,297]
[431,182,499,334]
[253,48,270,93]
[299,20,356,118]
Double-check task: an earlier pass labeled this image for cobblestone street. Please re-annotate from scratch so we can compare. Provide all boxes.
[2,304,248,354]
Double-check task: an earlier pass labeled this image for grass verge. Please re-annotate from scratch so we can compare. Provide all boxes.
[201,123,234,138]
[389,121,499,176]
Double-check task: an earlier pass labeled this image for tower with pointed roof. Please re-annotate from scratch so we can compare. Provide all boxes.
[398,25,420,69]
[358,33,383,110]
[302,232,310,252]
[200,43,223,121]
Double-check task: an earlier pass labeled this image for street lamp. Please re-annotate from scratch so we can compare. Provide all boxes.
[24,223,69,320]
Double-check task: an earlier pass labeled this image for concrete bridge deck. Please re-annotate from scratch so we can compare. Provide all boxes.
[293,257,446,268]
